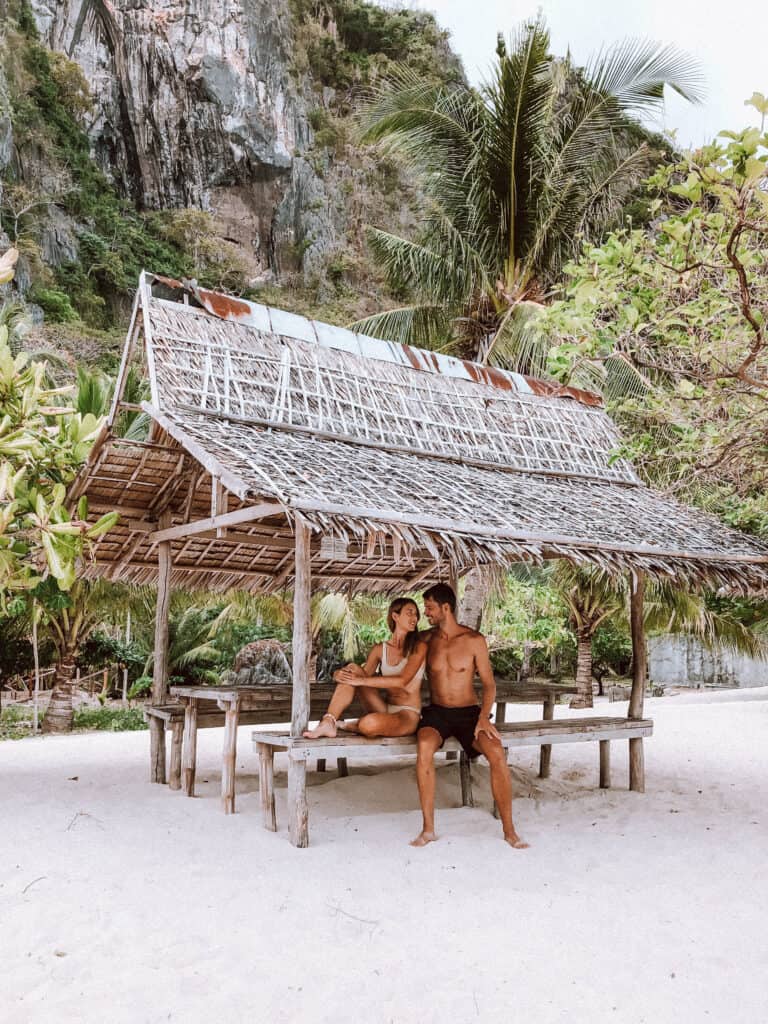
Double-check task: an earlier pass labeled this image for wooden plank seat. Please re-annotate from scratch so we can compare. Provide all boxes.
[251,715,654,837]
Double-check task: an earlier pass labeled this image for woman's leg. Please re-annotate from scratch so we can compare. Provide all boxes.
[357,710,420,738]
[303,682,358,738]
[337,685,386,733]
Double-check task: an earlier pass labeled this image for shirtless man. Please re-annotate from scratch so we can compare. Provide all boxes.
[411,583,529,850]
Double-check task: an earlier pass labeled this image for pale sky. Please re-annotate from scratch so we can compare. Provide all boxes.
[413,0,768,148]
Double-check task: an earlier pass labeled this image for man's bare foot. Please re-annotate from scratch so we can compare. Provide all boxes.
[504,832,530,849]
[410,830,438,847]
[303,714,337,739]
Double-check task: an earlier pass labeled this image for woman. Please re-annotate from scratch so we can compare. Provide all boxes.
[303,597,426,739]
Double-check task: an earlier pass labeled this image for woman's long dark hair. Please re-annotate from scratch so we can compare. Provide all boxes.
[386,598,421,658]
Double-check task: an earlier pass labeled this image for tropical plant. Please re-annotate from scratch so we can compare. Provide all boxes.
[549,563,767,707]
[0,248,117,602]
[36,578,135,733]
[540,99,768,521]
[142,604,222,686]
[353,16,703,362]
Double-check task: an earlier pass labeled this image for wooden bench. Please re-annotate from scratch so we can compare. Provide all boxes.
[251,715,654,837]
[152,679,578,813]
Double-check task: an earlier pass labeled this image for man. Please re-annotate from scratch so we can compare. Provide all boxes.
[411,583,529,849]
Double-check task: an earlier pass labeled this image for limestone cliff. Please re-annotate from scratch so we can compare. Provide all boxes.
[14,0,461,298]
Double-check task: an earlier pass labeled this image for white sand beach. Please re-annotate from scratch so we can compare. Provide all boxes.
[1,689,767,1024]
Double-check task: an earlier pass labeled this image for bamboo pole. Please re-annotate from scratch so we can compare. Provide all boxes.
[122,608,131,707]
[32,602,40,733]
[288,515,312,847]
[628,570,646,793]
[150,512,172,784]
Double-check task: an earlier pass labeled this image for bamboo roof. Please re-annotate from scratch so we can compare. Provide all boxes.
[69,272,768,593]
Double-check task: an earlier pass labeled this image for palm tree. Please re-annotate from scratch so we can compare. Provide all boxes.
[143,604,222,685]
[353,16,703,363]
[39,579,137,733]
[549,564,767,708]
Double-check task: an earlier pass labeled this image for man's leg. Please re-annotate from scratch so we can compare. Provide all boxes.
[411,727,443,847]
[473,733,529,849]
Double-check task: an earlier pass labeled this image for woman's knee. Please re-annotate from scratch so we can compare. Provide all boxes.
[357,716,379,737]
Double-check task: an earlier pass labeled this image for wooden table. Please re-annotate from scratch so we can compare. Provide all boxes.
[168,679,581,814]
[494,680,581,778]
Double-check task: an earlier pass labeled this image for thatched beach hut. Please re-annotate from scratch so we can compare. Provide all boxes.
[69,272,768,843]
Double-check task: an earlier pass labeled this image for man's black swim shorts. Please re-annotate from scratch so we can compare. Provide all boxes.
[418,704,481,759]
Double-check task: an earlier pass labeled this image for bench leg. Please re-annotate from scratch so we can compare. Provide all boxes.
[599,739,611,789]
[337,757,349,778]
[539,697,554,778]
[496,700,506,725]
[258,743,277,832]
[459,752,474,807]
[317,758,326,772]
[221,701,239,814]
[169,720,183,791]
[629,737,644,793]
[149,717,166,785]
[288,757,309,848]
[445,750,458,761]
[182,700,198,797]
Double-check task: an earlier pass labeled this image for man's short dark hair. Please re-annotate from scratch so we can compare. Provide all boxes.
[423,582,456,612]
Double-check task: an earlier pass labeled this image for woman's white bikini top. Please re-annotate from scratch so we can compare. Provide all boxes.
[381,641,425,683]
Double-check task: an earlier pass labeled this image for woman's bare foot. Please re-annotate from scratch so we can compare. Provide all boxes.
[410,830,438,847]
[303,714,337,739]
[504,832,530,849]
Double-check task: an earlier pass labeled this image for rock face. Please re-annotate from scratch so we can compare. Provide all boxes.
[30,0,334,282]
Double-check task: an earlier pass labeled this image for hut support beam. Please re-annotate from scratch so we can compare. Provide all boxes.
[288,515,312,847]
[150,512,172,783]
[628,571,646,793]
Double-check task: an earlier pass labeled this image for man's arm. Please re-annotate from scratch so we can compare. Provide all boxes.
[473,635,501,740]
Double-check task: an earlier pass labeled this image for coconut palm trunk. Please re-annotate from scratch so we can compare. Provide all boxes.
[572,626,595,709]
[42,647,78,733]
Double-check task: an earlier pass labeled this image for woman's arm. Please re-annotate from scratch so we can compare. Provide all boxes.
[332,644,381,685]
[337,641,426,690]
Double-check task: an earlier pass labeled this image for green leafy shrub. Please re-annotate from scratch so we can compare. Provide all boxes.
[127,676,152,701]
[28,286,79,322]
[72,706,147,732]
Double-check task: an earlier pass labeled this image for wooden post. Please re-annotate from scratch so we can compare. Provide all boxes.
[628,570,646,793]
[182,699,198,797]
[539,696,555,778]
[459,751,474,807]
[150,513,172,784]
[221,694,241,814]
[258,743,277,831]
[169,720,183,791]
[599,740,611,788]
[288,516,312,847]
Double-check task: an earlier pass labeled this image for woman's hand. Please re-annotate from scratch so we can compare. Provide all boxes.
[336,664,370,686]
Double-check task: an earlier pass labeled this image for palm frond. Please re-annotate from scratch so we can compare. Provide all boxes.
[585,39,705,109]
[351,303,453,348]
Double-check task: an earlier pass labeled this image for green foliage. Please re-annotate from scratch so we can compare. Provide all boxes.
[0,258,117,600]
[540,110,768,525]
[28,287,78,323]
[291,0,462,94]
[76,630,146,682]
[127,676,152,701]
[0,703,35,740]
[72,706,147,732]
[353,16,702,358]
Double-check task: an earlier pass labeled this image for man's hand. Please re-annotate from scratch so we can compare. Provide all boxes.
[474,715,501,742]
